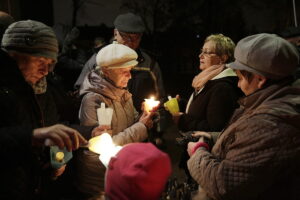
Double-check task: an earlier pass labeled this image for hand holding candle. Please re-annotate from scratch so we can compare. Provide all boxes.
[144,96,160,113]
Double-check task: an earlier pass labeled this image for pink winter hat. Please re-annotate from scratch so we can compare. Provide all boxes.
[105,143,172,200]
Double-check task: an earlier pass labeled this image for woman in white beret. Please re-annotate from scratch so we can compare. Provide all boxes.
[75,43,155,199]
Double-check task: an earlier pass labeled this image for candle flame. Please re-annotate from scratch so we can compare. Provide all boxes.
[89,133,114,154]
[144,96,160,113]
[87,133,122,167]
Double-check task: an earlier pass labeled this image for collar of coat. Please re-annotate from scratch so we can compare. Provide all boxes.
[212,68,236,80]
[80,70,132,102]
[238,78,299,112]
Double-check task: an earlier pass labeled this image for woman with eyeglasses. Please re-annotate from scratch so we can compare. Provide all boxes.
[173,34,243,186]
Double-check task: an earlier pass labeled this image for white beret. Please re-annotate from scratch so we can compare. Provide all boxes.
[96,43,138,69]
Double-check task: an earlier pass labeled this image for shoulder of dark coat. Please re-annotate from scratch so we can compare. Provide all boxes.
[206,76,243,96]
[207,76,239,89]
[139,48,160,59]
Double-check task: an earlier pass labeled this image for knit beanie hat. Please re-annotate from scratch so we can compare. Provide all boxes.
[105,143,172,200]
[1,20,58,61]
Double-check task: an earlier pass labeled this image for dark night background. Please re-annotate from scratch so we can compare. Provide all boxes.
[1,0,299,99]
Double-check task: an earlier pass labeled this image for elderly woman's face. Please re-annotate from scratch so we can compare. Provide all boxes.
[105,67,132,88]
[198,40,223,71]
[18,56,55,84]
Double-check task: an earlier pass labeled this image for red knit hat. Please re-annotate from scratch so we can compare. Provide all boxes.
[105,143,172,200]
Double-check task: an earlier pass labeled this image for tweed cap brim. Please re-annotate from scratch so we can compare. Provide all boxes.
[104,59,138,69]
[227,61,280,79]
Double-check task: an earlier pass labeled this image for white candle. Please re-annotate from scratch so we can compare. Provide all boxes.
[144,96,160,113]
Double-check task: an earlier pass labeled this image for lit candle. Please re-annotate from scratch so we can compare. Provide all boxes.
[88,133,113,154]
[88,133,122,167]
[144,96,160,113]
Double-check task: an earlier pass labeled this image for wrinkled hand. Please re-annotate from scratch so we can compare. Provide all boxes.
[32,124,88,151]
[92,125,112,137]
[187,142,197,157]
[52,164,66,178]
[139,111,155,129]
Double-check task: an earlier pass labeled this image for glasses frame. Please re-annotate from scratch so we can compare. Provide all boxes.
[118,31,142,44]
[200,49,219,57]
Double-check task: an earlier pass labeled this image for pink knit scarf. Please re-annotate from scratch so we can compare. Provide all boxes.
[192,64,225,91]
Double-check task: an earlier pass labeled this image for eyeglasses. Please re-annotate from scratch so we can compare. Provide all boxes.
[118,31,142,44]
[200,49,218,57]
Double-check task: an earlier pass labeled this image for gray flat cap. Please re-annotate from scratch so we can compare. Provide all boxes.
[114,12,145,33]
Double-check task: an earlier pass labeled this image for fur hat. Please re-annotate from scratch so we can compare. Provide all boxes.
[96,43,138,69]
[105,143,172,200]
[228,33,299,80]
[114,12,145,33]
[1,20,58,61]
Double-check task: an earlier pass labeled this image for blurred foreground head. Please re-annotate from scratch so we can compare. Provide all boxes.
[105,143,172,200]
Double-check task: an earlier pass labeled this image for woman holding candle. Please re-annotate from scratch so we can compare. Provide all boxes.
[75,43,156,199]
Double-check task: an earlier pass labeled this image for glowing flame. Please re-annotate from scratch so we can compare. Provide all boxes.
[144,96,160,113]
[88,133,114,154]
[88,133,122,167]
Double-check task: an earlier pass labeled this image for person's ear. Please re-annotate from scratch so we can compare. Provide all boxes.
[113,29,117,38]
[101,68,110,77]
[256,74,267,89]
[220,54,228,64]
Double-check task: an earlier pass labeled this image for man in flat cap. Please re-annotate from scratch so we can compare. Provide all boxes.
[75,12,165,113]
[187,33,300,200]
[0,20,87,200]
